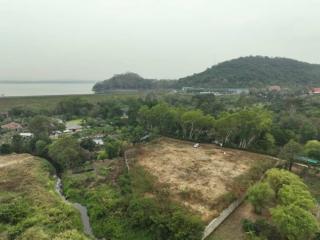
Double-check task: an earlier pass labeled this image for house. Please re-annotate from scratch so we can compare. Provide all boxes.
[310,88,320,94]
[1,122,22,131]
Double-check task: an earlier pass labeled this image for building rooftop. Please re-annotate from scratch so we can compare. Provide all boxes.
[1,122,22,130]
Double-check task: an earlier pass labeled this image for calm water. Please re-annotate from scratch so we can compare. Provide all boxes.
[0,82,94,97]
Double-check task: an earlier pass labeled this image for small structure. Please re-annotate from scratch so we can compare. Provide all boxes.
[295,156,319,165]
[1,122,22,131]
[121,107,129,119]
[93,138,104,145]
[63,129,73,134]
[19,132,33,138]
[193,143,200,148]
[66,122,82,133]
[310,88,320,94]
[50,130,63,139]
[140,134,150,142]
[268,85,281,92]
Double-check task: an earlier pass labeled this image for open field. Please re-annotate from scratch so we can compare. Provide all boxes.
[137,138,275,221]
[0,154,86,239]
[0,91,143,112]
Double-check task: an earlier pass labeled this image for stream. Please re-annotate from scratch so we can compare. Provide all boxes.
[55,176,96,239]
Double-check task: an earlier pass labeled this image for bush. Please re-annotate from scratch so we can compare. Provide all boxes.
[254,219,281,240]
[0,143,12,154]
[242,219,256,233]
[127,197,157,228]
[0,199,29,225]
[247,182,275,214]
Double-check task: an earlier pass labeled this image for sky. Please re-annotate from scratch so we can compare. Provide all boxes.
[1,0,320,81]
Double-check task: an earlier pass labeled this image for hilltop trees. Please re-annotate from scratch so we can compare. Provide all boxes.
[177,56,320,89]
[92,72,160,92]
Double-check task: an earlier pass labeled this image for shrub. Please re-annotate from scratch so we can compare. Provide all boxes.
[0,199,29,225]
[247,182,275,214]
[242,218,256,233]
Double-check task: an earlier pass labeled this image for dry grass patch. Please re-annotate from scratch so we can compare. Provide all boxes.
[137,138,275,221]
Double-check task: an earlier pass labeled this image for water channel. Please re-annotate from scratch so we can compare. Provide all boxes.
[55,176,96,239]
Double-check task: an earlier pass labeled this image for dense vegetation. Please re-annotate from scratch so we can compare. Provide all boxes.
[92,72,175,92]
[92,57,320,92]
[0,156,89,240]
[1,89,320,240]
[177,56,320,88]
[245,169,318,240]
[63,162,204,240]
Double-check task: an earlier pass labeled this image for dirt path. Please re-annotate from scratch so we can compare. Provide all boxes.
[208,202,260,240]
[0,154,33,168]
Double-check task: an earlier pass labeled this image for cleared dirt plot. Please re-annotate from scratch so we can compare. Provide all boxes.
[137,138,275,221]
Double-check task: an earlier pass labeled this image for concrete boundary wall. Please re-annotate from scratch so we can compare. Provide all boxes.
[202,159,281,239]
[202,195,246,239]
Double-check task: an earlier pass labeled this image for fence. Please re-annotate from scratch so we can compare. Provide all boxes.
[202,195,246,239]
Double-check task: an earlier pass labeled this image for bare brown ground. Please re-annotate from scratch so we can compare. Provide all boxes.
[137,137,273,221]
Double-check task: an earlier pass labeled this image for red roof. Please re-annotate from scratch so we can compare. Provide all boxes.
[1,122,22,130]
[312,88,320,94]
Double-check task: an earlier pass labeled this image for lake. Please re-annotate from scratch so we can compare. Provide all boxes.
[0,82,95,97]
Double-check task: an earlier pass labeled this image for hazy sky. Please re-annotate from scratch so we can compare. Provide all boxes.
[1,0,320,81]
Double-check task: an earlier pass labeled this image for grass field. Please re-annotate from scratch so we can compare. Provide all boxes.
[0,92,143,112]
[136,137,275,222]
[0,154,88,239]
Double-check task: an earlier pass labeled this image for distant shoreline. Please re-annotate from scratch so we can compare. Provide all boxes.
[0,80,96,84]
[0,93,94,98]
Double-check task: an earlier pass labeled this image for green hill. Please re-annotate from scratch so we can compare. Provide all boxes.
[177,56,320,88]
[93,72,160,92]
[92,57,320,92]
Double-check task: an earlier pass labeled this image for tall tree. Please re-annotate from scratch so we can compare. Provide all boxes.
[48,136,87,169]
[279,140,303,171]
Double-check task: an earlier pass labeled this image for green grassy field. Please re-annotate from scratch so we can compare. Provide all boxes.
[0,92,144,112]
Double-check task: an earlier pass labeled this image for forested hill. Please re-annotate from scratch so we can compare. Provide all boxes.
[177,56,320,88]
[92,72,155,92]
[92,57,320,92]
[92,72,175,92]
